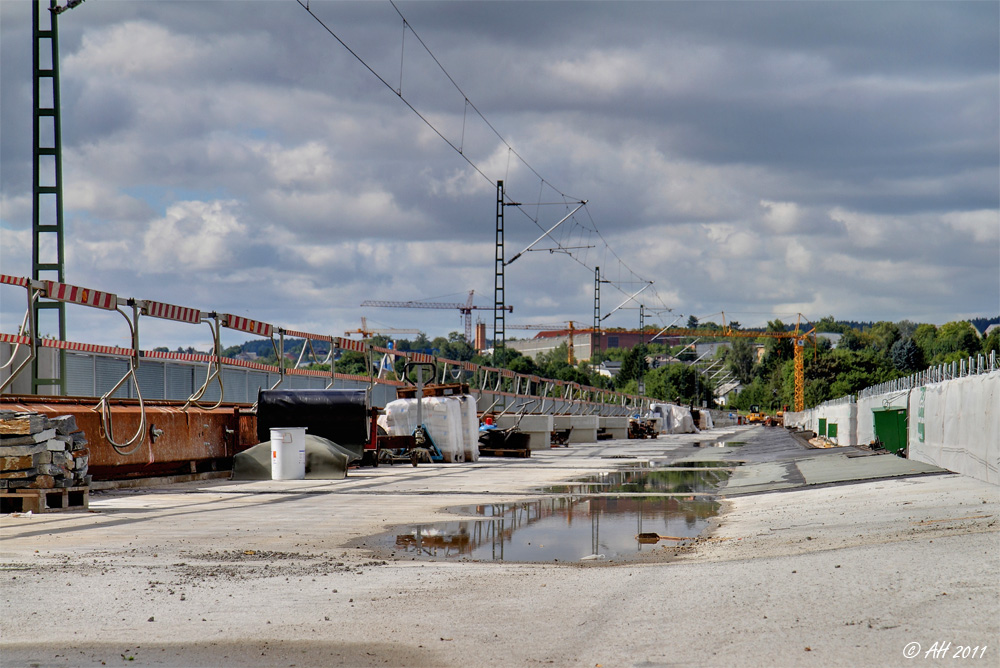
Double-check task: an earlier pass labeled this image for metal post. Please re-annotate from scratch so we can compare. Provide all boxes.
[593,266,601,360]
[32,0,68,394]
[493,180,505,366]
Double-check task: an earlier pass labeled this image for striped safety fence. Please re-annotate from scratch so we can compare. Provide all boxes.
[222,314,273,338]
[142,300,202,324]
[283,329,333,342]
[39,338,134,357]
[45,281,117,310]
[0,333,32,346]
[0,274,30,288]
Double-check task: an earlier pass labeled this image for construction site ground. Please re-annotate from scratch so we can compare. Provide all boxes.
[2,425,998,668]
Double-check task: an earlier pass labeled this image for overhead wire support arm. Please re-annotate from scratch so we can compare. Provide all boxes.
[505,201,586,266]
[600,282,653,321]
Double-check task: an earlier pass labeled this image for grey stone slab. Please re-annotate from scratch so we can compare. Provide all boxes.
[795,453,944,486]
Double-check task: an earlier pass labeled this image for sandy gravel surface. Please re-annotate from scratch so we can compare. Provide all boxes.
[2,427,998,667]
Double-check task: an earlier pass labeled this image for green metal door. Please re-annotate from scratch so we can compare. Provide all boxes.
[818,418,827,437]
[872,408,908,453]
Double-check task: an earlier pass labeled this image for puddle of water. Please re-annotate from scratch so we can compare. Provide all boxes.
[693,441,746,448]
[542,467,731,495]
[387,495,722,563]
[664,461,738,468]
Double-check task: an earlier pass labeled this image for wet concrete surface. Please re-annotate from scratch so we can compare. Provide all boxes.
[2,424,998,667]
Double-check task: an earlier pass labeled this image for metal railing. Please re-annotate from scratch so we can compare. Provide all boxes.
[858,351,996,400]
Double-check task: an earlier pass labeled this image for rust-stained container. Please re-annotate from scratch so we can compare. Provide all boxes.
[0,395,258,480]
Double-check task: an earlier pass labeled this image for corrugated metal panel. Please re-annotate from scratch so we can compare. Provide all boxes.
[166,364,195,400]
[222,367,248,403]
[96,357,131,398]
[199,373,223,404]
[65,353,95,397]
[136,361,166,399]
[246,372,270,401]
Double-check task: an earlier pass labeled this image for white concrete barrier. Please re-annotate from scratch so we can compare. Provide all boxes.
[495,413,553,451]
[909,371,999,485]
[599,416,629,439]
[554,415,599,443]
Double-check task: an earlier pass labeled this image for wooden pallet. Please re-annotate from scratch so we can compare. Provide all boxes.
[478,447,531,458]
[0,486,89,514]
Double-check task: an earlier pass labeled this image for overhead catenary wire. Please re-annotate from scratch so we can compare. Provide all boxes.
[294,0,671,316]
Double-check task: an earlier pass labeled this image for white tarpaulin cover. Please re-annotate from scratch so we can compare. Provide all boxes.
[385,396,468,462]
[909,371,999,485]
[649,403,698,434]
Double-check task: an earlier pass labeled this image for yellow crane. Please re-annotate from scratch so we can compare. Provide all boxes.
[506,321,579,364]
[344,317,420,339]
[605,316,816,411]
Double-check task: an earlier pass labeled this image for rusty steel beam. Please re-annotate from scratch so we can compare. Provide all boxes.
[0,395,258,480]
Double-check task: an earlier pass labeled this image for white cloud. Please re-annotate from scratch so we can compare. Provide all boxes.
[942,209,1000,244]
[760,200,801,234]
[142,200,247,272]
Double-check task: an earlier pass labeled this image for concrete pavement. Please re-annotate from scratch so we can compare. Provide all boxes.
[2,425,997,667]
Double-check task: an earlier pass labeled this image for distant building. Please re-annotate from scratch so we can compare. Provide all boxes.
[816,332,843,349]
[595,360,622,378]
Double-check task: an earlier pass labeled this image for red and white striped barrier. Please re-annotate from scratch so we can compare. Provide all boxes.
[283,329,333,342]
[338,338,366,353]
[222,314,273,338]
[143,300,201,324]
[0,333,32,346]
[0,274,30,288]
[39,338,134,357]
[45,281,117,310]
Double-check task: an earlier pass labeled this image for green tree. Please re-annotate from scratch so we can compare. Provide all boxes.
[983,328,1000,356]
[868,321,901,354]
[618,344,648,385]
[912,324,937,361]
[838,328,867,352]
[336,350,369,376]
[726,338,756,385]
[645,363,714,406]
[890,337,923,372]
[932,321,981,362]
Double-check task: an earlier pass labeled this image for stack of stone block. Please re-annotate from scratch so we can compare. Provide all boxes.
[0,410,90,490]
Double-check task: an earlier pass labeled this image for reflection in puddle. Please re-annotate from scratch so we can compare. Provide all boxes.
[388,468,731,563]
[391,496,721,562]
[693,441,746,448]
[543,467,731,495]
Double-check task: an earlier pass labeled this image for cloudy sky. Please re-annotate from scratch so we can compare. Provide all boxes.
[2,0,997,352]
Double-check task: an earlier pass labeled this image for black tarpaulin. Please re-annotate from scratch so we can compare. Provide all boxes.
[256,389,370,459]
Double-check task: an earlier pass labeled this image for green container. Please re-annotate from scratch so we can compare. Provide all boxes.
[827,423,838,439]
[818,418,827,437]
[873,408,908,453]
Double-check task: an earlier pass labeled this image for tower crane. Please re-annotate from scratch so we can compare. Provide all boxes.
[603,318,816,411]
[343,317,421,339]
[361,290,512,342]
[506,321,583,364]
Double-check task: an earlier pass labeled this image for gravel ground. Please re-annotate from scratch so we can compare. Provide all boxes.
[2,426,997,667]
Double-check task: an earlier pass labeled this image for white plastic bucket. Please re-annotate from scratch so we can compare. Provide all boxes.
[270,427,306,480]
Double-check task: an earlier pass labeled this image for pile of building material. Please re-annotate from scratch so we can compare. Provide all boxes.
[1,410,90,513]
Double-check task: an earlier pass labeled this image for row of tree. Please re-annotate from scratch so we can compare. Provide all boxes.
[174,316,997,411]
